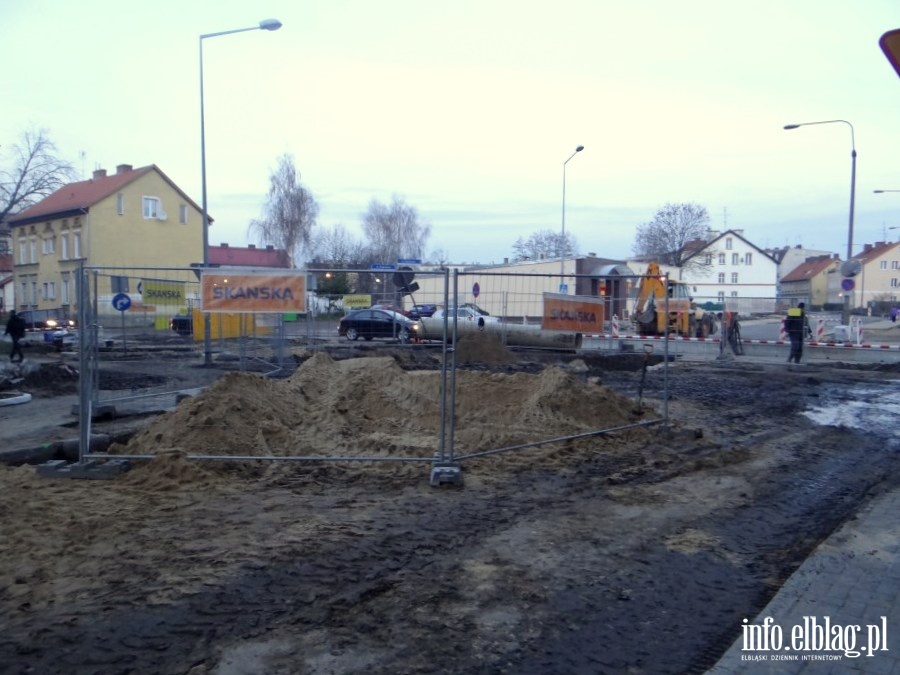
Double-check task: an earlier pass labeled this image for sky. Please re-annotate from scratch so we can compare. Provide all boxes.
[4,0,900,266]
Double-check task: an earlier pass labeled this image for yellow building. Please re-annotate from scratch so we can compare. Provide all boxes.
[6,164,204,315]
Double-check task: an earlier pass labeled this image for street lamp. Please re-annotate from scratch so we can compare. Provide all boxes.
[560,145,584,293]
[783,120,856,325]
[200,18,282,365]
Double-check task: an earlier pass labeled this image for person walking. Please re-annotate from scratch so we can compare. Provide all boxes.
[785,302,812,364]
[4,310,26,363]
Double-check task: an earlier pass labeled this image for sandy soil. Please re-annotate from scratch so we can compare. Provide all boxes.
[2,334,900,674]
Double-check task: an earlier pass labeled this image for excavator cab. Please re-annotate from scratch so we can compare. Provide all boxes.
[632,263,716,337]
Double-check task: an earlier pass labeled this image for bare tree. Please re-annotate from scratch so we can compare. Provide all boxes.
[361,195,431,263]
[632,202,713,272]
[310,223,367,268]
[248,153,318,267]
[512,229,578,262]
[428,247,450,267]
[0,128,75,223]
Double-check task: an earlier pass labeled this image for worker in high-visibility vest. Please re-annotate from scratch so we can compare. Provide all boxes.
[785,302,812,364]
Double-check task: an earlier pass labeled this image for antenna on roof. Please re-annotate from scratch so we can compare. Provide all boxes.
[79,151,87,179]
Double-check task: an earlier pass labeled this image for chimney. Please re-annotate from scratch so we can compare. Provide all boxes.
[266,245,274,250]
[92,169,107,180]
[115,164,133,174]
[864,244,872,253]
[588,251,596,257]
[248,244,256,249]
[220,243,229,248]
[503,257,509,264]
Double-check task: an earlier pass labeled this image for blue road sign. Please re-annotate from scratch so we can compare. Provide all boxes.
[112,293,132,312]
[397,258,422,265]
[371,263,397,271]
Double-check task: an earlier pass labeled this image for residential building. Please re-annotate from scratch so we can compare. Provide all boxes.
[6,164,204,315]
[845,240,900,311]
[677,229,779,313]
[0,223,12,315]
[779,255,840,309]
[765,245,834,285]
[209,242,291,268]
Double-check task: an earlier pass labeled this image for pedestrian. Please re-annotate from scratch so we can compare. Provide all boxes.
[4,310,26,363]
[891,306,898,323]
[785,302,812,364]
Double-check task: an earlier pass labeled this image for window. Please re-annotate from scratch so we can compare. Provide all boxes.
[62,276,70,305]
[43,282,56,301]
[179,204,188,224]
[892,261,899,270]
[143,196,160,219]
[117,193,125,215]
[731,253,739,265]
[718,273,725,283]
[725,238,733,250]
[892,278,899,288]
[30,281,38,305]
[19,281,27,307]
[18,239,27,265]
[731,291,738,297]
[704,254,712,265]
[881,261,888,270]
[29,237,37,263]
[745,252,752,265]
[731,272,739,284]
[111,276,130,293]
[60,233,69,260]
[73,231,82,258]
[717,291,725,301]
[42,237,55,255]
[718,253,726,265]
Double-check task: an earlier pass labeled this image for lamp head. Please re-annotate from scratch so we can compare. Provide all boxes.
[259,18,282,31]
[575,145,584,152]
[783,124,801,130]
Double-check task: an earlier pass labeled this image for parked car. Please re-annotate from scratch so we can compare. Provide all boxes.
[430,306,500,324]
[338,309,419,343]
[406,303,438,320]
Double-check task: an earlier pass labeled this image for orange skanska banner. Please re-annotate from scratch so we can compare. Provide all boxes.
[541,292,605,333]
[201,273,306,313]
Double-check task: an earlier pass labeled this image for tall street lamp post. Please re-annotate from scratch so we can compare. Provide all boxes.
[560,145,584,293]
[783,120,856,325]
[200,18,282,365]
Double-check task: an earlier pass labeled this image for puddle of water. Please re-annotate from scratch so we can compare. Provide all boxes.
[803,382,900,433]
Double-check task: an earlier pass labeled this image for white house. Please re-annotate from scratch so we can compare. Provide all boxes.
[678,229,779,313]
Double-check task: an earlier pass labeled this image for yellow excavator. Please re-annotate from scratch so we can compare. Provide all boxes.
[632,262,717,337]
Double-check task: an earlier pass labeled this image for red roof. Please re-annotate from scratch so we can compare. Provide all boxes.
[781,255,836,282]
[853,241,900,264]
[7,164,204,225]
[209,244,291,268]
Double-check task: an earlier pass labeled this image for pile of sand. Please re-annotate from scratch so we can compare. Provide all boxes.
[112,351,653,483]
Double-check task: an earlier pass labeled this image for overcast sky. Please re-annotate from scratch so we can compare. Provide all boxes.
[4,0,900,265]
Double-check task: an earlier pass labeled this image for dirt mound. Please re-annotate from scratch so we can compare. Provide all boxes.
[113,352,653,483]
[454,332,518,364]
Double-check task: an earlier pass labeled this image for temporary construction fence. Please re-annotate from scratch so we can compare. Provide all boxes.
[73,265,697,483]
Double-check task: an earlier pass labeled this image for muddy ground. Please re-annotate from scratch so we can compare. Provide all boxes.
[1,336,900,674]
